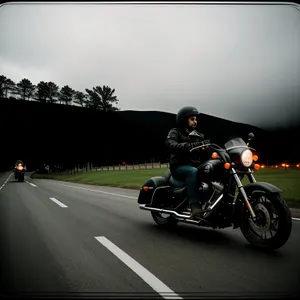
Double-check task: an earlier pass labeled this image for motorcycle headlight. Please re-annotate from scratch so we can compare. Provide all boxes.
[241,149,253,167]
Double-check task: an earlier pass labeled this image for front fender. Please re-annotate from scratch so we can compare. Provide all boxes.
[242,182,282,195]
[232,182,282,229]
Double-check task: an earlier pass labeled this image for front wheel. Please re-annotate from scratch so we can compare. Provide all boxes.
[240,191,292,250]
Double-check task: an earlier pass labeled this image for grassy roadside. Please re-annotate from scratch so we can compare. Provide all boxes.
[31,168,300,208]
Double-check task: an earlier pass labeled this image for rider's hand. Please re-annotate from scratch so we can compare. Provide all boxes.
[189,141,205,150]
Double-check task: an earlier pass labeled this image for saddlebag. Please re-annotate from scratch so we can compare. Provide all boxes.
[137,176,169,205]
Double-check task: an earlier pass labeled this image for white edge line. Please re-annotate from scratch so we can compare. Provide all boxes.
[41,181,300,221]
[49,197,68,208]
[95,236,182,300]
[26,181,37,187]
[46,181,137,199]
[0,173,14,191]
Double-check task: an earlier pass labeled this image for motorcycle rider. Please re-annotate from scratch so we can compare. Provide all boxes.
[14,160,25,177]
[14,160,25,169]
[166,106,210,219]
[15,159,24,166]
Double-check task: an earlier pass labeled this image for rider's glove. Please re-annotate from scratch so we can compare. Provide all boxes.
[189,141,205,151]
[189,140,211,152]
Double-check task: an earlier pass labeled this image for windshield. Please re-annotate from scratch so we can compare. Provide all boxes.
[224,137,247,150]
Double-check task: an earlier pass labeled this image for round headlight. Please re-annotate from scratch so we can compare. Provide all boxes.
[241,149,253,167]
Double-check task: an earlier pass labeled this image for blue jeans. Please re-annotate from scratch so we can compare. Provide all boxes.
[171,165,200,205]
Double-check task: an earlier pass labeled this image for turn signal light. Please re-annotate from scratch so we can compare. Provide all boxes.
[253,155,258,162]
[224,163,231,169]
[143,186,149,191]
[254,164,261,170]
[211,152,218,159]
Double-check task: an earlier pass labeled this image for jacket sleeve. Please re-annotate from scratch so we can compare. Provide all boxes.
[165,128,192,154]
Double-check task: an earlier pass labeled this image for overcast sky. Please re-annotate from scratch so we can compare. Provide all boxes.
[0,3,300,129]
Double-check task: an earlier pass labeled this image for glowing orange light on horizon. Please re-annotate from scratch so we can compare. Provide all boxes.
[261,165,265,168]
[282,164,286,167]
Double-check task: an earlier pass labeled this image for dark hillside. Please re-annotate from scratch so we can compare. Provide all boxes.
[0,98,298,172]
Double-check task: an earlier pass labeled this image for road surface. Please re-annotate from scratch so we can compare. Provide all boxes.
[0,172,299,299]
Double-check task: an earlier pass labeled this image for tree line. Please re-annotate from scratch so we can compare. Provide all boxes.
[1,73,299,173]
[0,74,119,112]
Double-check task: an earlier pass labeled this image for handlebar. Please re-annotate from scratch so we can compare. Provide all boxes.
[190,142,225,153]
[189,139,256,165]
[208,143,226,152]
[190,142,230,164]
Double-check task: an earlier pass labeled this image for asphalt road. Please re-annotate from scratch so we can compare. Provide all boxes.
[0,172,299,299]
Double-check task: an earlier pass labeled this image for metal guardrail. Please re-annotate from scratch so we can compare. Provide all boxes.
[49,162,170,174]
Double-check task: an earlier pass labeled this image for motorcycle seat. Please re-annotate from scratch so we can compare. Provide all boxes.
[164,169,186,188]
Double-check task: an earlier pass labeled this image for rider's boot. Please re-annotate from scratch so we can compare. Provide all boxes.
[190,202,203,219]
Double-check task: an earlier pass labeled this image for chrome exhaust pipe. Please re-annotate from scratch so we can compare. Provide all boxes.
[139,204,192,219]
[138,205,209,224]
[177,218,203,225]
[139,194,224,223]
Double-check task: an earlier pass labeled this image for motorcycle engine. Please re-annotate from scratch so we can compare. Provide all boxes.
[199,182,214,203]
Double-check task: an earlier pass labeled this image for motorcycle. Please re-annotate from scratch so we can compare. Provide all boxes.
[137,132,292,250]
[14,163,26,182]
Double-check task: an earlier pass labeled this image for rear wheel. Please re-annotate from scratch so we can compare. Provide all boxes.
[240,191,292,250]
[151,211,179,228]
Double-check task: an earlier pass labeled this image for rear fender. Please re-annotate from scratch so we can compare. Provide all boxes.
[137,176,170,205]
[232,182,282,229]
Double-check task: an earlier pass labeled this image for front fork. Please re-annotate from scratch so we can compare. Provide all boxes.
[231,167,257,221]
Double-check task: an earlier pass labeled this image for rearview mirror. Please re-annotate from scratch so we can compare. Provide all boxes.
[248,132,254,142]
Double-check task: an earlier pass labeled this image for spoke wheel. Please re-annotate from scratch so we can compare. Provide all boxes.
[240,191,292,250]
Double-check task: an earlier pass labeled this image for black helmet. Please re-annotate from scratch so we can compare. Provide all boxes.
[176,106,200,128]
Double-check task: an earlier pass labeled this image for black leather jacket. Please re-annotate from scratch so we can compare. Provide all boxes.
[165,127,207,170]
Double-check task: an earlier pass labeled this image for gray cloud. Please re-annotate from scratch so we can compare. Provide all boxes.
[0,3,300,129]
